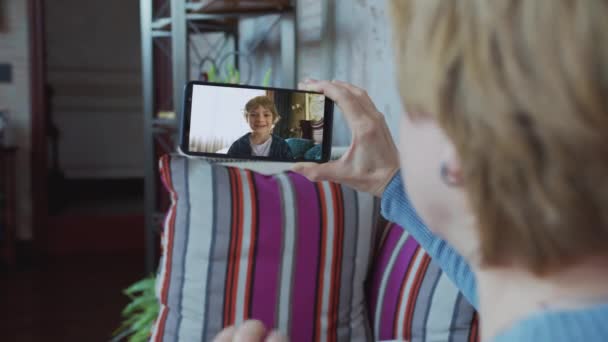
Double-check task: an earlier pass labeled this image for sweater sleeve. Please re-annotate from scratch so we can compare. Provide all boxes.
[381,171,479,308]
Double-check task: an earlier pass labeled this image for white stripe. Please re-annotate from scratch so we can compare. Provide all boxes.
[424,275,461,342]
[177,163,214,340]
[151,251,167,340]
[234,169,254,325]
[276,174,296,335]
[352,191,376,337]
[151,160,177,340]
[374,233,409,340]
[395,249,426,338]
[319,182,336,342]
[150,306,165,340]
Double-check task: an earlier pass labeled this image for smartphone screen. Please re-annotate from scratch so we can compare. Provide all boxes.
[180,81,334,162]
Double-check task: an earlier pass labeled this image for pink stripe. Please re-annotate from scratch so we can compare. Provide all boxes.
[368,225,402,324]
[250,173,283,328]
[379,236,419,339]
[289,172,321,341]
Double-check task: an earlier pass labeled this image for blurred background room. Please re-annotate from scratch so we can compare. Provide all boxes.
[0,0,402,340]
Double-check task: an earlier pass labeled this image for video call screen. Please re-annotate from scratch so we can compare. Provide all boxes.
[187,84,327,161]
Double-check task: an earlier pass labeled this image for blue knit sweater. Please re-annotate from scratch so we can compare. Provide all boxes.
[381,171,608,341]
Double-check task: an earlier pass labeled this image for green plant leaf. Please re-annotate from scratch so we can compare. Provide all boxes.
[128,324,152,342]
[262,68,272,87]
[115,275,159,340]
[208,64,217,82]
[227,63,235,80]
[131,308,158,332]
[124,277,155,296]
[129,321,154,342]
[121,296,158,317]
[113,313,141,336]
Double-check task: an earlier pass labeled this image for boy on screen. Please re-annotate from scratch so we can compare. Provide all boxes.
[227,96,294,159]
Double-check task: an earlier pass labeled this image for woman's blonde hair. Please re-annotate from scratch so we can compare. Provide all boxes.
[245,96,281,124]
[390,0,608,274]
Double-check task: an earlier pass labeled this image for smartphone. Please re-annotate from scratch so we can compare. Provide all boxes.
[180,81,334,162]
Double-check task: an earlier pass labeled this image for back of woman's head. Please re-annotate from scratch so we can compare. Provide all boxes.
[390,0,608,274]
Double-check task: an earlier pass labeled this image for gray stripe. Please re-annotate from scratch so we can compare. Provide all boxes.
[353,191,377,342]
[276,173,297,335]
[337,186,357,341]
[177,160,214,340]
[164,157,190,341]
[448,293,476,342]
[319,182,336,342]
[411,262,442,342]
[200,165,218,340]
[369,198,382,262]
[234,169,254,324]
[425,275,461,341]
[201,165,232,341]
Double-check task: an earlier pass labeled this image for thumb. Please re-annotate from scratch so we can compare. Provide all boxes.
[266,331,289,342]
[292,161,339,183]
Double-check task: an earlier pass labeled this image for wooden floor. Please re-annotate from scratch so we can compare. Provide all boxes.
[1,252,145,342]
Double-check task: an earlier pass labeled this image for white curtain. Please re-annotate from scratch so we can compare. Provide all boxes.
[189,85,265,153]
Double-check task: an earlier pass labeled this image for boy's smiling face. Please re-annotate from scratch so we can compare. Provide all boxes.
[246,105,274,136]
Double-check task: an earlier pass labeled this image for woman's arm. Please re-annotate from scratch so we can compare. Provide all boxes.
[382,171,478,308]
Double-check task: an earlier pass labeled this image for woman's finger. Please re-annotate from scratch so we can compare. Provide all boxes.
[297,78,318,90]
[299,80,363,120]
[266,331,289,342]
[331,80,379,114]
[292,161,342,183]
[213,326,236,342]
[234,320,267,342]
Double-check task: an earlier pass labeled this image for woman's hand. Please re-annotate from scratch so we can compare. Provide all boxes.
[213,320,288,342]
[293,80,400,197]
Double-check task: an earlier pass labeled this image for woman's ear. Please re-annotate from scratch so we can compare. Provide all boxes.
[440,145,464,187]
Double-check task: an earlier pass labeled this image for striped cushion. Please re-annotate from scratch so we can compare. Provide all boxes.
[368,222,479,342]
[152,155,379,342]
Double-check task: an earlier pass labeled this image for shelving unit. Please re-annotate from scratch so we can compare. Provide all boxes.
[0,147,17,267]
[140,0,297,272]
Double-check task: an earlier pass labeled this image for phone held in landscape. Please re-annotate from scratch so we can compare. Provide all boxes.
[179,81,334,163]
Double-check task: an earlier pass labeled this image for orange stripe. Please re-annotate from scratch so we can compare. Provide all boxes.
[330,184,344,341]
[404,255,432,338]
[157,155,176,340]
[314,183,328,340]
[224,168,238,325]
[243,171,257,319]
[160,155,176,303]
[229,169,245,325]
[327,183,342,342]
[223,168,233,325]
[469,312,479,342]
[333,184,344,342]
[403,254,432,339]
[154,306,169,342]
[372,222,394,262]
[392,246,421,337]
[158,156,173,256]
